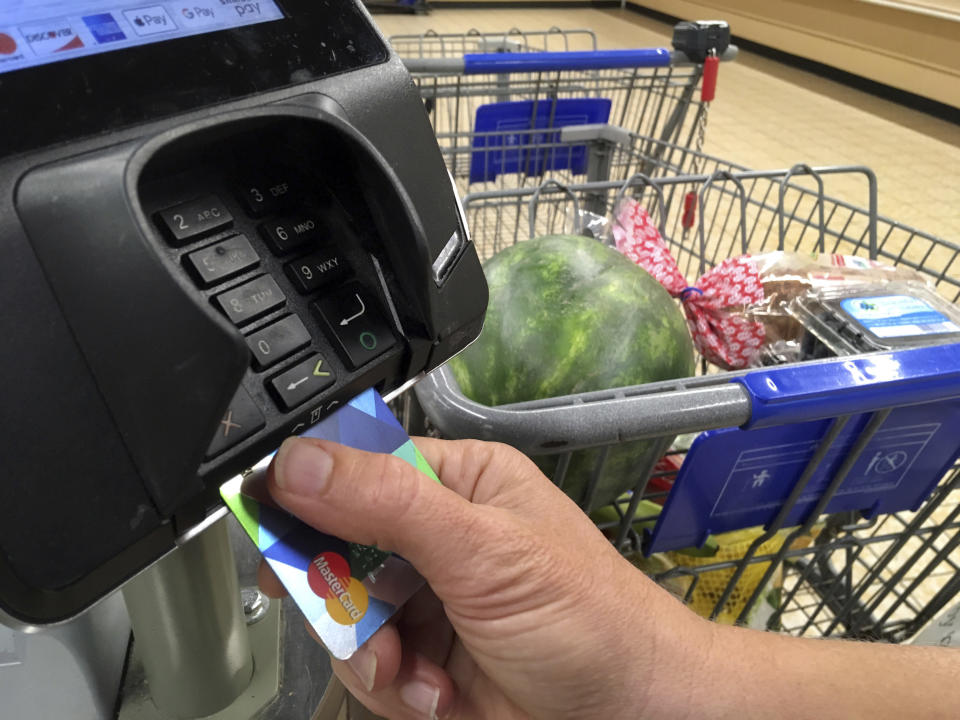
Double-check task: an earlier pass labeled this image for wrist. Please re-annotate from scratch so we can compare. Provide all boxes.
[604,570,720,719]
[642,608,722,719]
[664,621,781,719]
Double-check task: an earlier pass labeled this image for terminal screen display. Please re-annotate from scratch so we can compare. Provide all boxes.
[0,0,387,157]
[0,2,285,75]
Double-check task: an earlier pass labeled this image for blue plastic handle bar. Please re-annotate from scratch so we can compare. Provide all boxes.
[462,48,672,75]
[736,343,960,430]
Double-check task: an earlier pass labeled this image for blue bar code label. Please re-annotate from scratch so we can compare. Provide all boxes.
[841,295,960,339]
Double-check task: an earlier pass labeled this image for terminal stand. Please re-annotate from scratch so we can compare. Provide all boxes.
[120,519,279,719]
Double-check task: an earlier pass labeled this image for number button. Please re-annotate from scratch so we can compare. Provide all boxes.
[284,247,348,293]
[184,235,259,287]
[213,275,286,327]
[235,172,299,217]
[245,315,312,370]
[156,195,233,246]
[259,214,321,254]
[237,185,270,217]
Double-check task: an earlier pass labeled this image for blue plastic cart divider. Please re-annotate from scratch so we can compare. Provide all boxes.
[645,343,960,554]
[462,48,672,74]
[469,98,612,183]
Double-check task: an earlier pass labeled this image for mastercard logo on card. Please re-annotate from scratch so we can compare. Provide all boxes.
[308,551,369,625]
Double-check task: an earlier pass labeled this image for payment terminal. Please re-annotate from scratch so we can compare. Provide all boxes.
[0,1,487,627]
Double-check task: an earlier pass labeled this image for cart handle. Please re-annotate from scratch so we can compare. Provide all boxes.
[414,343,960,455]
[415,364,752,455]
[403,45,738,74]
[739,342,960,429]
[464,48,669,73]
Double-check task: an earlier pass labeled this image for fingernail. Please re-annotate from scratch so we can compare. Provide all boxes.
[400,680,440,719]
[274,438,332,496]
[346,647,377,692]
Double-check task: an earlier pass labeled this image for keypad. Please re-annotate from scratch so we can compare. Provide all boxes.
[151,166,401,460]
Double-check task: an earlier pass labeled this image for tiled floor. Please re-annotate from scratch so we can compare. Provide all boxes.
[373,7,960,247]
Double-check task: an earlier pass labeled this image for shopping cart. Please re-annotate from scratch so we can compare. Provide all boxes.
[411,161,960,642]
[401,24,736,194]
[388,26,599,57]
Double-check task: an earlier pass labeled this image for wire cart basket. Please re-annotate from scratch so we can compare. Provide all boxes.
[412,154,960,643]
[400,25,736,195]
[388,26,599,57]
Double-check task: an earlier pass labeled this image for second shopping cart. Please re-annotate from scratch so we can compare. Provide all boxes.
[396,21,737,192]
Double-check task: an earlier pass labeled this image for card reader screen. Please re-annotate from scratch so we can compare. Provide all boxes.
[0,0,386,158]
[0,2,285,75]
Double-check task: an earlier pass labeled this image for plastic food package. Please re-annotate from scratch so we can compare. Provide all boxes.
[747,255,939,364]
[574,208,612,241]
[788,282,960,360]
[612,199,934,369]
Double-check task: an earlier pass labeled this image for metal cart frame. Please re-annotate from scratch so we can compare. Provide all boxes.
[388,27,600,57]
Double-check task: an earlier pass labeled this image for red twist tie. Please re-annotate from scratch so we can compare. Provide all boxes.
[613,198,765,370]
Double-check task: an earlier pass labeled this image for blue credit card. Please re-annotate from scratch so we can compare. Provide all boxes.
[221,388,439,659]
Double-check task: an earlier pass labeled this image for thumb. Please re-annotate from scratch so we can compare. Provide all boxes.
[266,436,482,580]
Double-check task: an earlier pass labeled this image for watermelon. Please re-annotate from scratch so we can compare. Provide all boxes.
[448,234,695,509]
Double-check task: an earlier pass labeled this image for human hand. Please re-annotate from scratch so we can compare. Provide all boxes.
[258,436,712,719]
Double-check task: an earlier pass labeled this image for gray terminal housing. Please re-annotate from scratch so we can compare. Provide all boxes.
[0,10,487,626]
